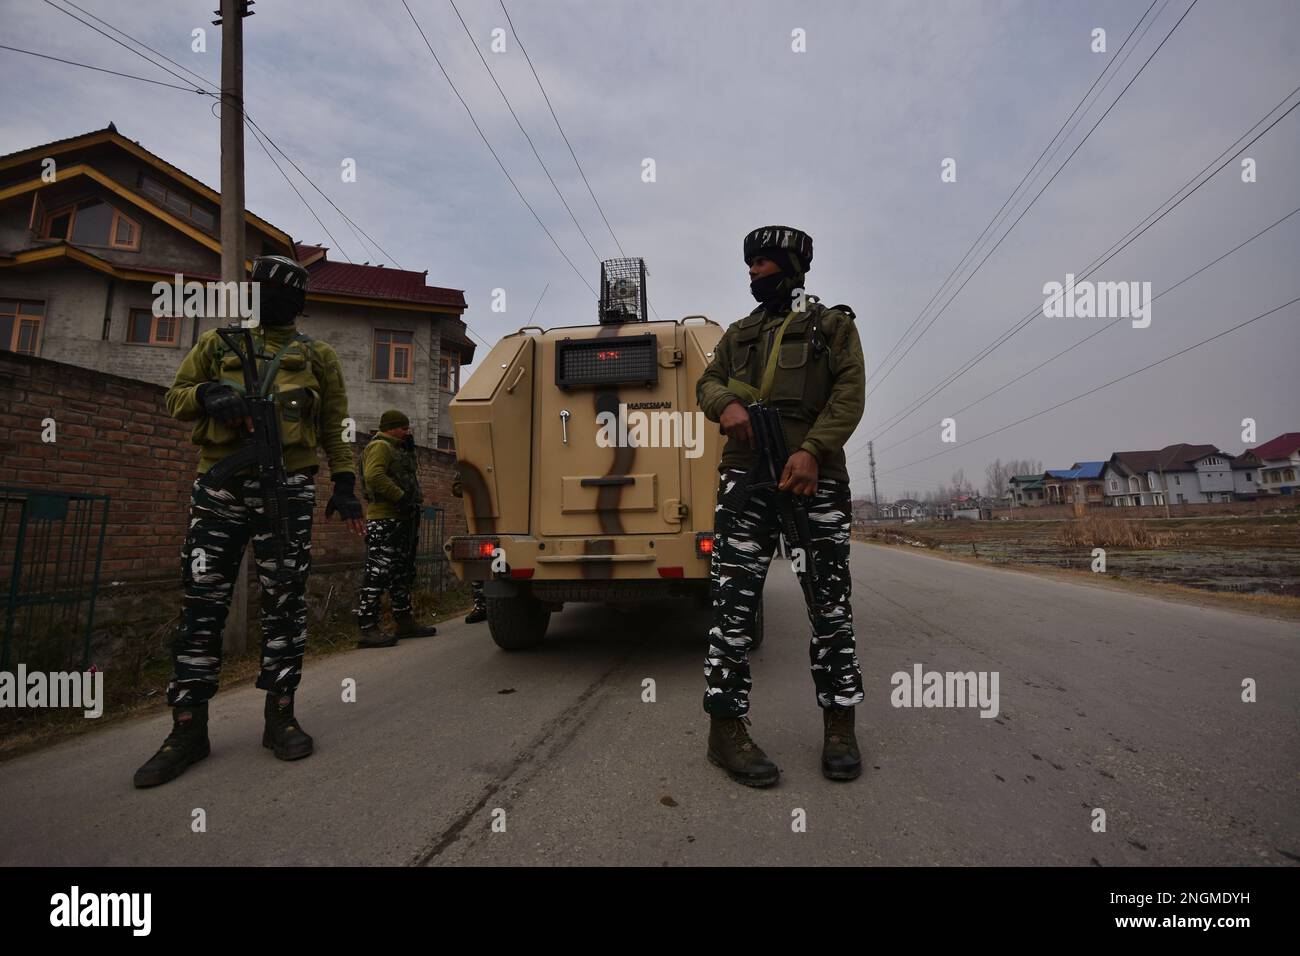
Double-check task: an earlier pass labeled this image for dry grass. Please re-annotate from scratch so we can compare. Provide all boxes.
[1053,516,1180,549]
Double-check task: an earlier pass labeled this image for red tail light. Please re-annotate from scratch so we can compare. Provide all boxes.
[658,566,684,578]
[695,532,715,557]
[509,567,534,579]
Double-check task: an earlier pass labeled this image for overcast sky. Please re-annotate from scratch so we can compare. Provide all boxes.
[3,0,1298,498]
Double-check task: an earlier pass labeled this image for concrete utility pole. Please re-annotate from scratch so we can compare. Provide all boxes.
[216,0,254,654]
[868,440,880,519]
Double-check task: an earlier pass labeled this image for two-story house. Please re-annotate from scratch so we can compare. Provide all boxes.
[1251,432,1300,496]
[0,124,473,447]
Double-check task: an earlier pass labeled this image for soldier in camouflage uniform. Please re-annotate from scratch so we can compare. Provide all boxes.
[134,255,365,789]
[450,468,487,624]
[696,226,866,787]
[355,409,438,647]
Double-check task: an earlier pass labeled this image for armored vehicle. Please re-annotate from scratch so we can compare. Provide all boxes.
[446,260,754,650]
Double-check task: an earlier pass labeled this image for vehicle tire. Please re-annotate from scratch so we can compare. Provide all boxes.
[487,589,550,650]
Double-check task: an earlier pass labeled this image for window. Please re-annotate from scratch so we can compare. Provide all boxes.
[138,175,215,230]
[127,308,178,346]
[437,435,456,451]
[439,352,460,392]
[373,330,414,382]
[42,199,140,250]
[0,300,45,356]
[1246,472,1253,481]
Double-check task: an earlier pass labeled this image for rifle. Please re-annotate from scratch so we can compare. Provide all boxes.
[718,402,819,607]
[199,326,292,587]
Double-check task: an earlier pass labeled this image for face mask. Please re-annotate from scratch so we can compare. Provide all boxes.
[749,271,785,303]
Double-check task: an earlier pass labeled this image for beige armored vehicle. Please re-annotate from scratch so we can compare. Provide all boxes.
[446,259,745,650]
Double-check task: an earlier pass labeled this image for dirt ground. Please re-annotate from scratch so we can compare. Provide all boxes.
[855,513,1300,609]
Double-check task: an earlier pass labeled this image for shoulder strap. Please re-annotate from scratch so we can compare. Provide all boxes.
[757,310,800,402]
[256,331,314,396]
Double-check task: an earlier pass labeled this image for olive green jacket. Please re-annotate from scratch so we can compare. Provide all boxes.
[696,299,865,481]
[362,432,422,520]
[165,323,355,478]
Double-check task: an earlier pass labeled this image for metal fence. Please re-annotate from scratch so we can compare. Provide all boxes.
[412,504,450,593]
[0,485,109,671]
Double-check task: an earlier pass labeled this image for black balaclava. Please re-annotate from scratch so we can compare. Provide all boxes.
[749,248,807,310]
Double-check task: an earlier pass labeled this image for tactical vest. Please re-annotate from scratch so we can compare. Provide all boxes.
[726,299,841,424]
[359,435,420,503]
[193,329,323,452]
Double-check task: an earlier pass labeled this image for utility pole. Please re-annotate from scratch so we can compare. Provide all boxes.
[215,0,254,654]
[868,440,880,521]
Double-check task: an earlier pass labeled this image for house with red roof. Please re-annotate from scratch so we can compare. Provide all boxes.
[1249,433,1300,496]
[0,124,473,448]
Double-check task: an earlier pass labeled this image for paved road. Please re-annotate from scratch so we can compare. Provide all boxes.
[1,542,1296,866]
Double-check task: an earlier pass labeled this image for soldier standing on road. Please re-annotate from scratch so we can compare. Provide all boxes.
[134,255,365,789]
[696,226,867,787]
[451,467,487,625]
[354,410,439,647]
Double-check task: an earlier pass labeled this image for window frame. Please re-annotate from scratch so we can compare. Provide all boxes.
[372,329,415,383]
[439,351,461,393]
[137,174,216,232]
[41,198,140,251]
[0,299,46,356]
[126,308,179,347]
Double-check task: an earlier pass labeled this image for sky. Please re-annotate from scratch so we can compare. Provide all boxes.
[2,0,1298,499]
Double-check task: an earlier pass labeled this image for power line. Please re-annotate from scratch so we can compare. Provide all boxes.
[846,82,1300,463]
[865,0,1201,401]
[498,0,626,259]
[50,0,400,268]
[0,43,206,92]
[400,0,597,297]
[864,205,1300,467]
[448,0,605,261]
[864,0,1163,385]
[877,294,1300,476]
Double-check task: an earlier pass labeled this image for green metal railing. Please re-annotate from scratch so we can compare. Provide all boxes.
[412,504,449,593]
[0,485,109,671]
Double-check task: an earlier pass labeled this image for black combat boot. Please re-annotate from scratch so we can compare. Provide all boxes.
[393,614,437,638]
[133,703,210,788]
[262,692,314,760]
[465,584,487,623]
[356,622,397,648]
[707,715,780,787]
[821,705,862,781]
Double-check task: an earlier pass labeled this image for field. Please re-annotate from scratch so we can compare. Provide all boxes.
[856,513,1300,598]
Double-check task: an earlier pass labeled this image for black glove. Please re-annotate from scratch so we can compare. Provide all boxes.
[326,473,363,522]
[197,383,248,426]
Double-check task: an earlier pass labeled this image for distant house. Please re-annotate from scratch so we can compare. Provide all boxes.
[1231,451,1261,499]
[1103,443,1219,506]
[0,124,474,449]
[950,494,981,520]
[1008,474,1046,507]
[889,498,926,519]
[1044,461,1106,505]
[1252,432,1300,496]
[1186,450,1237,504]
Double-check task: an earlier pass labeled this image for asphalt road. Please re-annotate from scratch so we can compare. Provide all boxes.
[1,542,1296,866]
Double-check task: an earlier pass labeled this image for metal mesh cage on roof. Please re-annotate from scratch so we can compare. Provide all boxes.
[599,258,648,324]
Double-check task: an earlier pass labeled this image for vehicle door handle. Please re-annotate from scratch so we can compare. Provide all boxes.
[560,409,570,444]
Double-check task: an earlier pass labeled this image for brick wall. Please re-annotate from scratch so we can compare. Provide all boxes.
[0,350,465,581]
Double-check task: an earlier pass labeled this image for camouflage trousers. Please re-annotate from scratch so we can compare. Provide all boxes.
[169,471,315,706]
[355,517,417,626]
[703,468,864,717]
